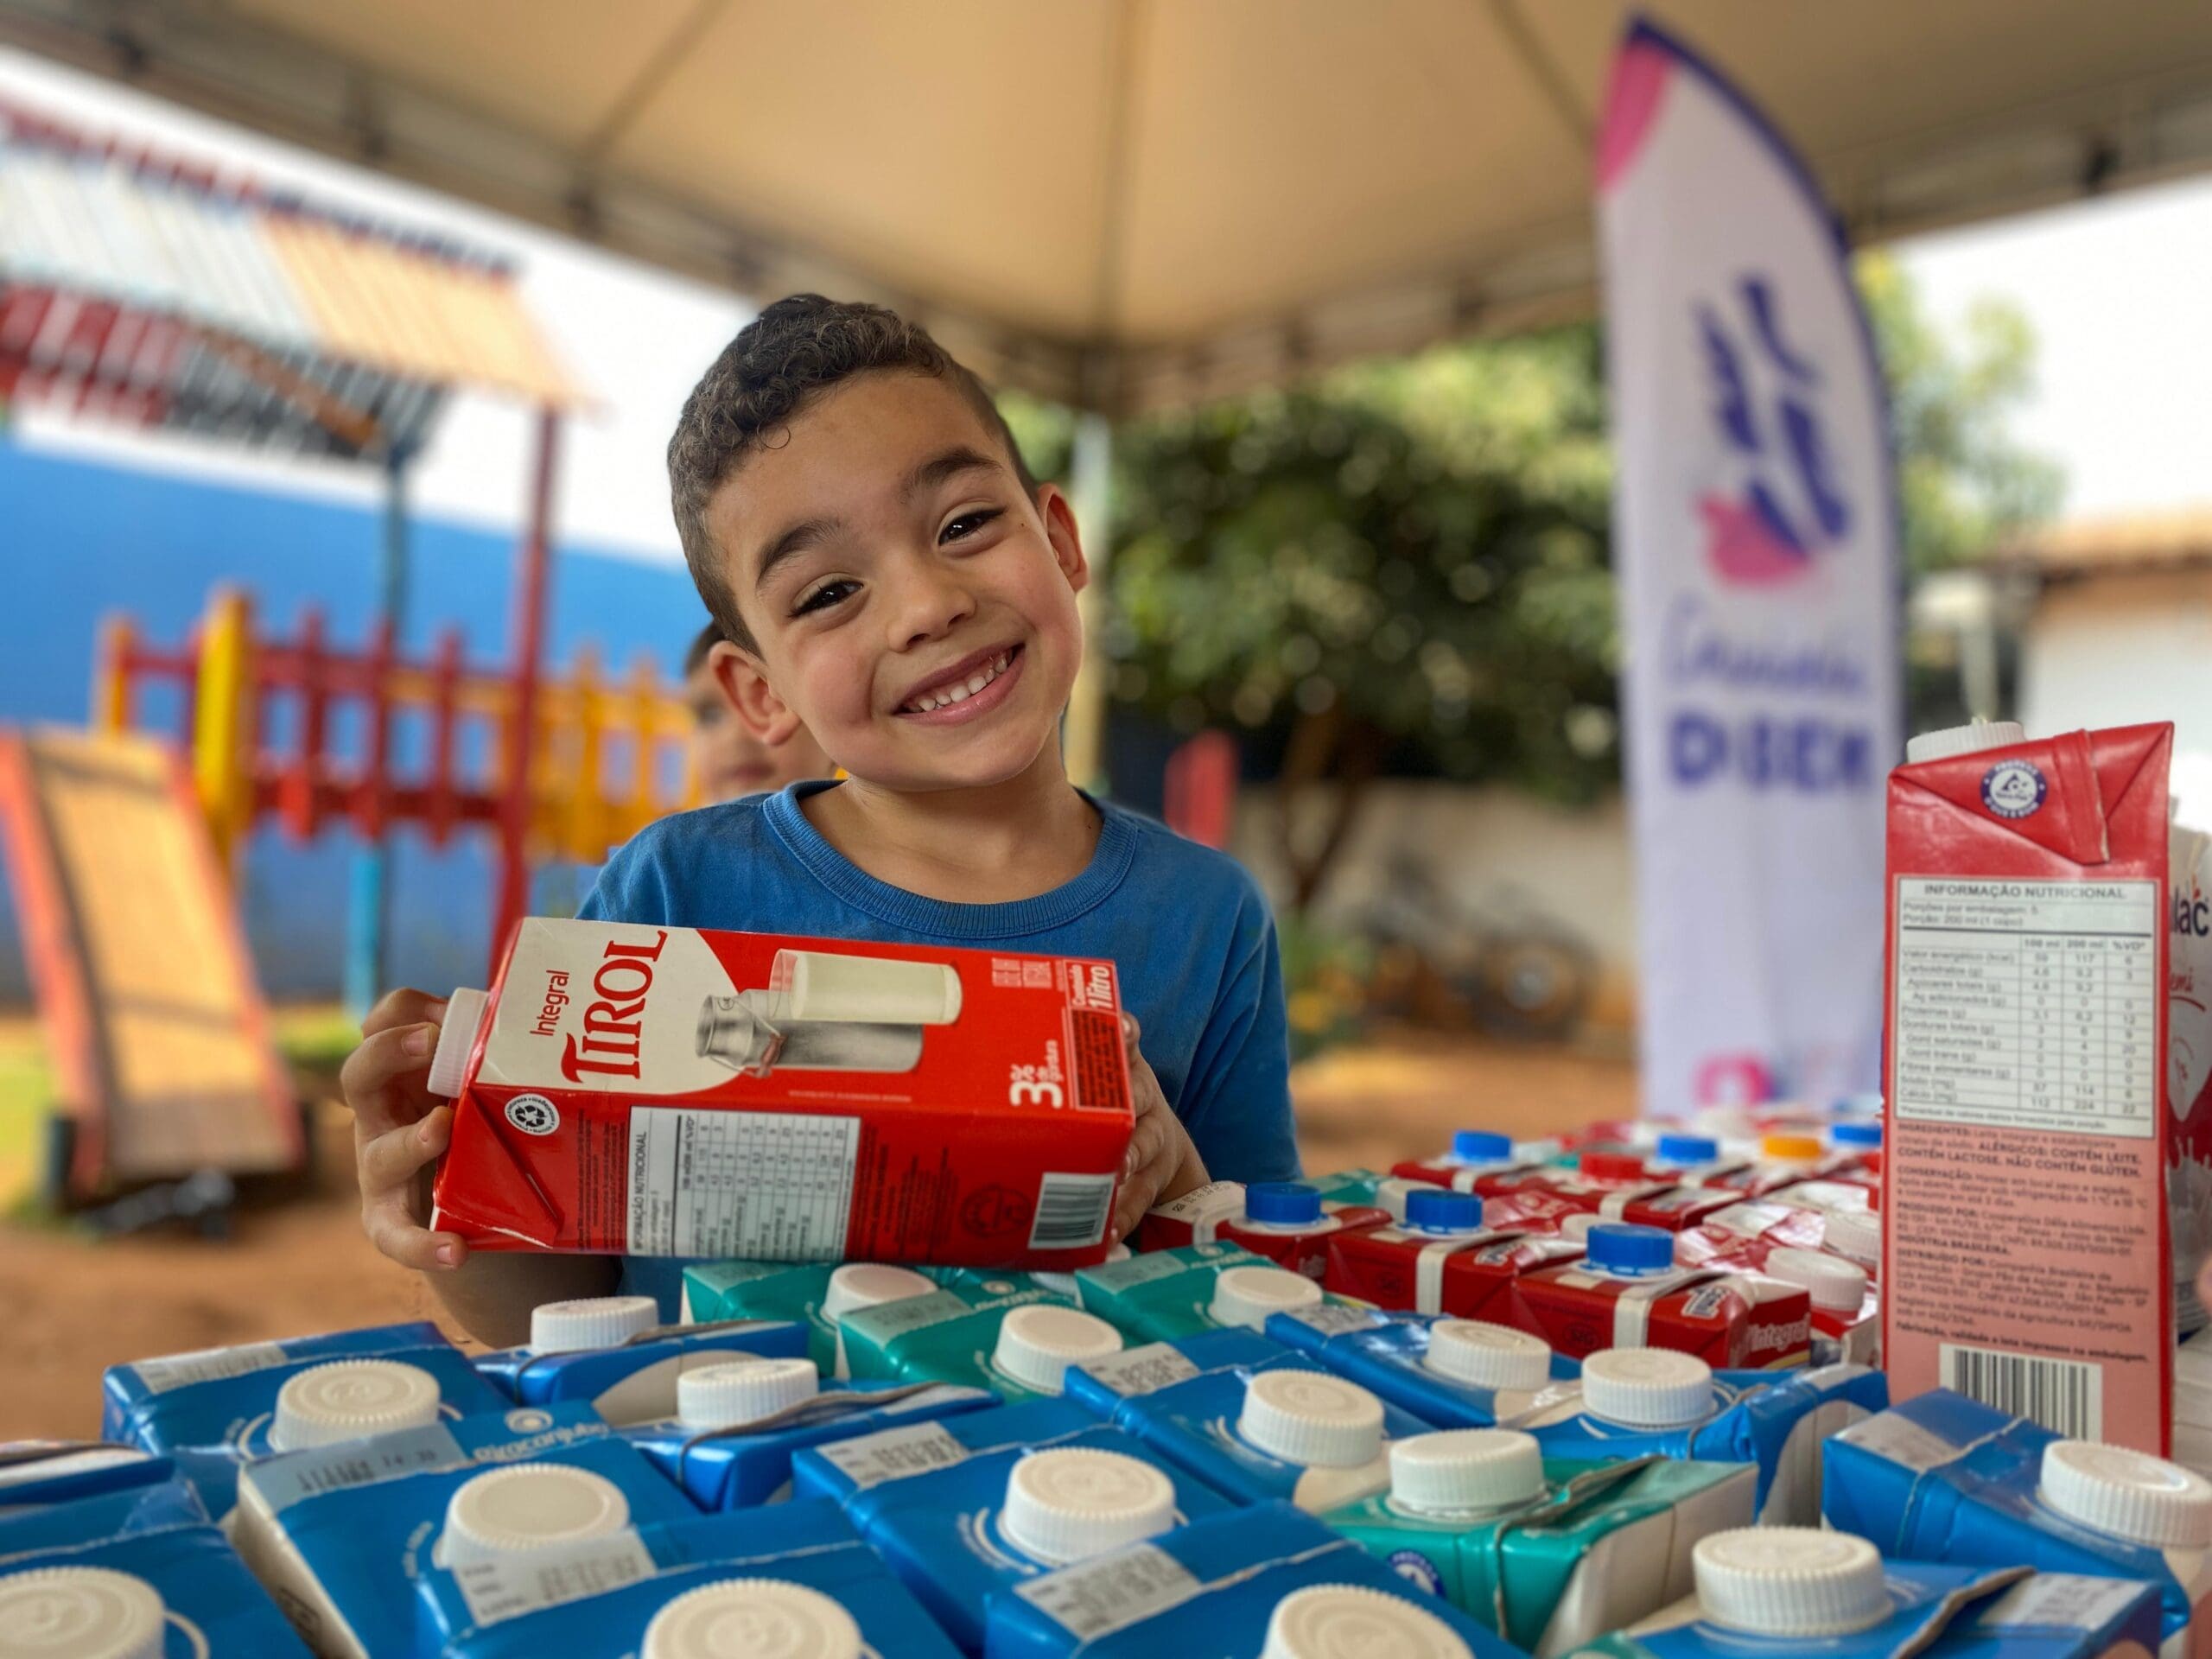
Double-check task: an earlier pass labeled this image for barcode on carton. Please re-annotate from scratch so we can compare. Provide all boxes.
[1030,1173,1113,1250]
[1941,1342,2103,1440]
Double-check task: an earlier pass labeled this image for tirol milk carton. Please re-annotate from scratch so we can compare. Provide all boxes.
[1824,1388,2212,1656]
[0,1442,174,1513]
[2171,818,2212,1340]
[229,1401,694,1659]
[1323,1189,1586,1317]
[1885,721,2197,1453]
[1132,1180,1391,1277]
[1394,1130,1565,1200]
[1321,1431,1756,1653]
[1516,1223,1813,1370]
[1579,1529,2164,1659]
[837,1280,1118,1402]
[100,1323,509,1520]
[981,1501,1525,1659]
[620,1359,995,1507]
[410,1497,963,1659]
[1265,1306,1583,1429]
[682,1259,939,1376]
[473,1295,807,1423]
[427,920,1134,1268]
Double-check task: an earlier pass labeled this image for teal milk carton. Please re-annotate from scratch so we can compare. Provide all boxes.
[473,1294,808,1422]
[1076,1244,1366,1341]
[840,1281,1122,1402]
[681,1259,939,1375]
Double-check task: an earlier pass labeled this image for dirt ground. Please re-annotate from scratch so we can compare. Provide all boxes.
[3,1024,1633,1440]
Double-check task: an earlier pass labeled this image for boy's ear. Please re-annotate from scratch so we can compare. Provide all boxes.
[708,639,803,746]
[1038,483,1090,596]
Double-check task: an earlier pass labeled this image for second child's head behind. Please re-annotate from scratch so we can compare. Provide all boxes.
[670,295,1087,799]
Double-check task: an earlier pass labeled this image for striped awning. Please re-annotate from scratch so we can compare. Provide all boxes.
[0,99,578,461]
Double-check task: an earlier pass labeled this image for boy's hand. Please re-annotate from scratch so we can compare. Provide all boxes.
[1111,1013,1207,1243]
[340,988,470,1274]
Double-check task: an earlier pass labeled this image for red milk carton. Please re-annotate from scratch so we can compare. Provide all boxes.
[1389,1130,1560,1199]
[1321,1187,1586,1317]
[1132,1180,1389,1279]
[425,918,1133,1267]
[1515,1222,1812,1369]
[1540,1151,1745,1233]
[1884,721,2183,1452]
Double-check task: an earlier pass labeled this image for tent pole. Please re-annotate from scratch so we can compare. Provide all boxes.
[1060,410,1116,794]
[492,407,561,978]
[345,448,408,1019]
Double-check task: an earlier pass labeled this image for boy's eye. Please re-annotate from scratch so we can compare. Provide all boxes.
[941,507,1003,543]
[793,578,860,617]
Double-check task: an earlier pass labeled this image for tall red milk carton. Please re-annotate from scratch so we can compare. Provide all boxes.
[426,918,1134,1268]
[1885,720,2187,1453]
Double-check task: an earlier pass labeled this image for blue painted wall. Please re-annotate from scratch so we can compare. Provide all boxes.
[0,438,707,1002]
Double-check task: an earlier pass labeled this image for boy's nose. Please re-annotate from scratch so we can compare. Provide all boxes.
[883,554,976,652]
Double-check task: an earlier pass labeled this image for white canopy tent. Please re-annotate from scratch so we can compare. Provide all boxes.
[3,0,2209,415]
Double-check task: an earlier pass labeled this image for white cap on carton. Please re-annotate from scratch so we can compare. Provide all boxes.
[530,1295,658,1354]
[1210,1267,1324,1331]
[991,1306,1122,1395]
[268,1359,444,1452]
[1822,1208,1882,1270]
[1000,1447,1178,1566]
[1389,1428,1545,1515]
[1238,1370,1385,1469]
[1762,1248,1870,1313]
[1904,718,2025,765]
[641,1579,861,1659]
[424,986,490,1100]
[819,1264,935,1325]
[1421,1321,1553,1393]
[677,1358,819,1429]
[2040,1440,2212,1548]
[1580,1348,1716,1430]
[1260,1585,1473,1659]
[0,1567,165,1659]
[438,1464,631,1569]
[1694,1527,1891,1637]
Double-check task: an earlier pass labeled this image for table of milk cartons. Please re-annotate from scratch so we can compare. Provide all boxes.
[1891,878,2158,1138]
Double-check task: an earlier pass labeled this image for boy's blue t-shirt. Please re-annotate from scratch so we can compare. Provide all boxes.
[575,781,1299,1319]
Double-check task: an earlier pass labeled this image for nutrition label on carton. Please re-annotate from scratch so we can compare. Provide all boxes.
[1893,878,2158,1138]
[625,1107,860,1256]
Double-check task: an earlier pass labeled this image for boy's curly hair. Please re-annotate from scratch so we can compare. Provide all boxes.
[669,294,1039,652]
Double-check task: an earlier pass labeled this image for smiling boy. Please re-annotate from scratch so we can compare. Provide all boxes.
[343,296,1297,1343]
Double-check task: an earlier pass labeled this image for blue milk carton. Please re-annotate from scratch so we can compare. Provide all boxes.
[982,1500,1528,1659]
[0,1480,311,1657]
[412,1497,963,1659]
[621,1355,995,1507]
[804,1401,1234,1652]
[229,1401,696,1659]
[0,1441,175,1513]
[1061,1325,1434,1513]
[1825,1388,2212,1656]
[1517,1347,1885,1526]
[1580,1526,2164,1659]
[791,1395,1095,1509]
[1266,1305,1585,1427]
[474,1294,809,1424]
[100,1320,509,1520]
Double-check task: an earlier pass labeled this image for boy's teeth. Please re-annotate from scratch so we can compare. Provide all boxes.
[906,651,1011,714]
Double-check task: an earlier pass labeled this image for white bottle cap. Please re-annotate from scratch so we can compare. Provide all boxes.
[677,1358,819,1429]
[820,1263,936,1325]
[1237,1369,1386,1468]
[1762,1248,1870,1313]
[1580,1348,1716,1430]
[991,1306,1122,1395]
[1822,1208,1882,1269]
[641,1578,862,1659]
[268,1359,444,1452]
[1694,1527,1891,1637]
[438,1464,631,1569]
[1261,1584,1473,1659]
[999,1447,1178,1566]
[1211,1266,1325,1330]
[1905,718,2025,764]
[1389,1428,1545,1515]
[424,987,490,1099]
[2040,1440,2212,1548]
[529,1295,659,1354]
[0,1567,165,1659]
[1421,1321,1554,1393]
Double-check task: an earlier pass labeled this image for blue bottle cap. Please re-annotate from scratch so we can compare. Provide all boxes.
[1404,1188,1483,1233]
[1830,1121,1884,1148]
[1586,1223,1676,1277]
[1451,1130,1515,1164]
[1243,1182,1323,1226]
[1656,1134,1719,1166]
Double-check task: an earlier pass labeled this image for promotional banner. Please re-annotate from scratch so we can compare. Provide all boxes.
[1599,17,1901,1115]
